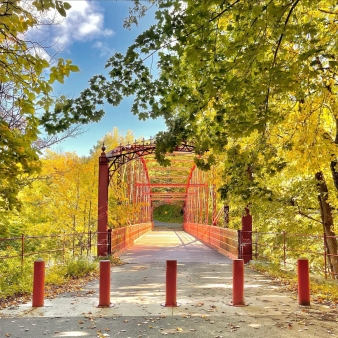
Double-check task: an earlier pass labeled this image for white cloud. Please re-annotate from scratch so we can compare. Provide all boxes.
[55,1,114,44]
[58,1,114,45]
[25,1,114,51]
[93,41,115,57]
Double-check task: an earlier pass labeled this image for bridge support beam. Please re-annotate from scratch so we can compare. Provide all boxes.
[241,207,252,263]
[98,146,109,256]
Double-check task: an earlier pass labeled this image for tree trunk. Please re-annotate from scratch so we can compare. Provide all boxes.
[315,172,338,278]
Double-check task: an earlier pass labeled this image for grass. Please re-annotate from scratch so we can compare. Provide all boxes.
[0,254,125,308]
[0,256,99,307]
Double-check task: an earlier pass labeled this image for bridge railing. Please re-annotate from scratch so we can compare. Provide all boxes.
[183,225,336,278]
[107,222,153,256]
[183,223,238,259]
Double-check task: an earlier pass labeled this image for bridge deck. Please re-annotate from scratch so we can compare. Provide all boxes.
[121,230,231,264]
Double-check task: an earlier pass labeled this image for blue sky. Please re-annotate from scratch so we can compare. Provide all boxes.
[39,1,166,156]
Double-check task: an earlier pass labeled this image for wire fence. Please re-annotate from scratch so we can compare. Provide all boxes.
[1,223,336,280]
[184,223,338,279]
[0,223,153,298]
[0,231,96,267]
[0,222,153,268]
[250,230,338,279]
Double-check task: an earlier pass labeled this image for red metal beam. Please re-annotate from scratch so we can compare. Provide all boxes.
[97,148,109,256]
[145,159,194,163]
[152,196,185,201]
[146,192,194,196]
[149,167,191,171]
[106,141,195,179]
[150,176,187,179]
[135,183,206,187]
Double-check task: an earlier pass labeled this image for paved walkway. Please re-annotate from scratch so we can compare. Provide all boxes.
[0,231,336,337]
[153,220,182,230]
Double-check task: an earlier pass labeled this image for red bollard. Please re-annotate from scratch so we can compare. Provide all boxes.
[298,258,310,306]
[164,260,178,307]
[99,260,111,307]
[32,259,45,307]
[232,259,245,306]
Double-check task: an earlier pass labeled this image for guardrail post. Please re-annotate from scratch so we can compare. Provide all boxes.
[241,208,252,263]
[254,230,258,259]
[323,232,327,279]
[283,231,286,266]
[89,230,92,256]
[163,260,178,307]
[298,258,310,306]
[63,231,66,263]
[231,259,245,306]
[21,234,24,268]
[107,229,112,256]
[237,230,242,259]
[99,260,111,307]
[32,259,45,307]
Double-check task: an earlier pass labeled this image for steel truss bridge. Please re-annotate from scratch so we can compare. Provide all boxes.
[97,140,252,260]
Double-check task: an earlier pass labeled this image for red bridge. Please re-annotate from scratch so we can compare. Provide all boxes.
[97,140,252,261]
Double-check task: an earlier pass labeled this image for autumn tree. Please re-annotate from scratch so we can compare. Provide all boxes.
[11,128,137,240]
[0,0,80,219]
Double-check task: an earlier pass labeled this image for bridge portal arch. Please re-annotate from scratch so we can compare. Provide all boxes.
[97,140,215,256]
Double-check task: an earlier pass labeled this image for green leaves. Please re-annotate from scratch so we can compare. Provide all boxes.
[31,0,71,17]
[0,0,77,211]
[38,0,338,222]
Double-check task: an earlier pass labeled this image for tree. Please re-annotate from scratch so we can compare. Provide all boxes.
[0,0,80,215]
[43,0,338,275]
[14,128,137,238]
[43,0,338,166]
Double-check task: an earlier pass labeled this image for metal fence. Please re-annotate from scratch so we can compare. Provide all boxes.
[0,222,153,267]
[107,222,153,256]
[251,230,338,279]
[184,223,239,259]
[0,231,96,267]
[1,223,336,279]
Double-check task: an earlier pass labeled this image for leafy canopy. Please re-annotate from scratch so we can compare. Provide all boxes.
[0,0,79,212]
[45,0,338,196]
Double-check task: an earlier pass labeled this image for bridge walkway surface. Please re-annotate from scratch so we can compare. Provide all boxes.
[0,230,336,337]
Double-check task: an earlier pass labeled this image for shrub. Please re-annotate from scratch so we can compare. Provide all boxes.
[65,256,97,278]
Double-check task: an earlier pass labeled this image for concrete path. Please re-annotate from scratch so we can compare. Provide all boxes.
[153,220,182,230]
[122,230,227,263]
[0,231,337,337]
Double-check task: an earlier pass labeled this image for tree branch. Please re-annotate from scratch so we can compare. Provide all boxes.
[273,0,300,65]
[318,8,337,15]
[297,207,322,224]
